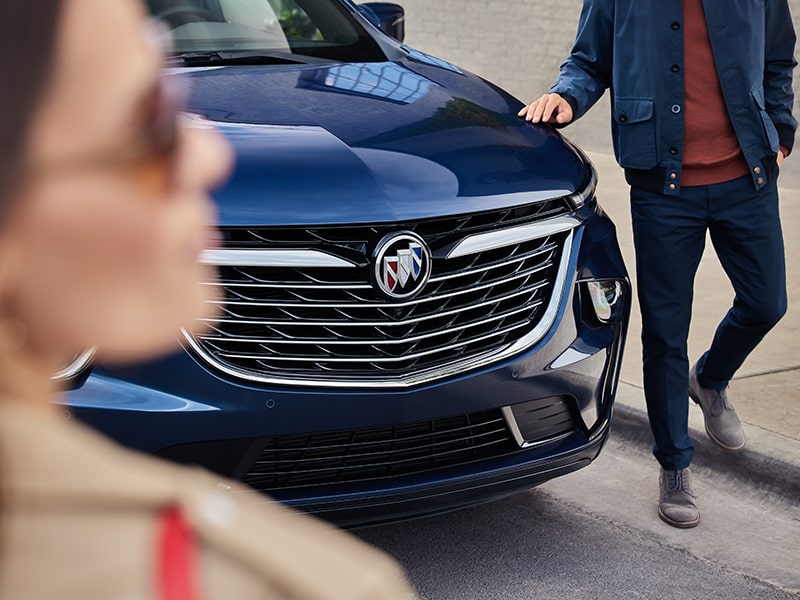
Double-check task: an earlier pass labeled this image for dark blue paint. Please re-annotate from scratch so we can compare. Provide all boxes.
[62,1,629,526]
[184,60,583,226]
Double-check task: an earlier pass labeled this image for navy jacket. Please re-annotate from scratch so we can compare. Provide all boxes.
[551,0,797,195]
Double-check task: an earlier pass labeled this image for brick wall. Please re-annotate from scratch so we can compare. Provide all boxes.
[397,0,800,155]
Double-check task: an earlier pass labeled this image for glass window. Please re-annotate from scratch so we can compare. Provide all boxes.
[147,0,385,63]
[266,0,324,43]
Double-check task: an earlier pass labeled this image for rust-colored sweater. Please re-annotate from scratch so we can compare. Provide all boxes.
[682,0,751,186]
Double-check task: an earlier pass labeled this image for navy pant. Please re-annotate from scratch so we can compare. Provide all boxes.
[630,175,787,471]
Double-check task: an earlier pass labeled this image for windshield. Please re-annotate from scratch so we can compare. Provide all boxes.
[147,0,386,63]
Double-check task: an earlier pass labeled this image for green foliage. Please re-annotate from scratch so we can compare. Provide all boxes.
[279,7,321,40]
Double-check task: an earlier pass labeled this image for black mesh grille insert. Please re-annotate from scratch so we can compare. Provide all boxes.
[510,396,577,442]
[242,410,520,491]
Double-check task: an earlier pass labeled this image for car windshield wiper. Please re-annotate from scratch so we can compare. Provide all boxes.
[171,50,333,67]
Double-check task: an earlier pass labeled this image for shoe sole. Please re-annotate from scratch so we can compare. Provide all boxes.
[688,390,746,452]
[658,508,700,529]
[702,423,746,452]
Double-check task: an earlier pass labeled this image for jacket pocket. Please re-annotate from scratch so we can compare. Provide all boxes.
[613,98,657,169]
[751,85,780,153]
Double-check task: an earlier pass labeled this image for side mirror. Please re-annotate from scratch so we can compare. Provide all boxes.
[359,2,405,42]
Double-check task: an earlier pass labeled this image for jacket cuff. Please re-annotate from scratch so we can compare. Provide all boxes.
[776,122,795,156]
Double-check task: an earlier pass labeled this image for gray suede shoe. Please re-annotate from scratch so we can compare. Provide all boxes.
[659,468,700,528]
[689,364,746,451]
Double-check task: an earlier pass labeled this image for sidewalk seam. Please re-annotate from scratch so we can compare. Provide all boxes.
[608,401,800,506]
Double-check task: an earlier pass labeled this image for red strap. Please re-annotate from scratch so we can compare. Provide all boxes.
[157,506,201,600]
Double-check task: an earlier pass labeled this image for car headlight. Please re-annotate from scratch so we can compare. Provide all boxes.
[52,348,96,387]
[585,280,626,323]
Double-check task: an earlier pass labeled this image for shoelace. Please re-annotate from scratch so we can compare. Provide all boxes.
[710,388,734,415]
[666,470,692,494]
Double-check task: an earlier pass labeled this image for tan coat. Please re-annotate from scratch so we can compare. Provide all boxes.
[0,403,417,599]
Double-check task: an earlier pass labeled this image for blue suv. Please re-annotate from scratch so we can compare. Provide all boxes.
[61,0,630,527]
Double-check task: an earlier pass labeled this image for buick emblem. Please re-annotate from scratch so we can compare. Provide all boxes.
[371,231,431,300]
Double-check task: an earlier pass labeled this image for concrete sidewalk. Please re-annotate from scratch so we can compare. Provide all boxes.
[584,150,800,500]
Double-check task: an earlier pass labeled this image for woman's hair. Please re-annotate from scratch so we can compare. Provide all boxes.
[0,1,64,217]
[0,1,63,554]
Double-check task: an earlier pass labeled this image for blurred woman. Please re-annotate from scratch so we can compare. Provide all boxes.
[0,1,415,598]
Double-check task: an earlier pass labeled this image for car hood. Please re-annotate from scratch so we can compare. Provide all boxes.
[182,58,587,226]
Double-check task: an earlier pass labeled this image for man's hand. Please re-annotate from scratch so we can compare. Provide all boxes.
[777,148,786,168]
[517,93,574,125]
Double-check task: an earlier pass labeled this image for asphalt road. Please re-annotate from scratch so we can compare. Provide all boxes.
[358,422,800,600]
[361,497,794,599]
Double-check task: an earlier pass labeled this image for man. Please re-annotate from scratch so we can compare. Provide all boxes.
[519,0,796,528]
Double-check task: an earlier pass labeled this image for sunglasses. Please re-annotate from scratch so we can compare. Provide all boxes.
[26,71,185,193]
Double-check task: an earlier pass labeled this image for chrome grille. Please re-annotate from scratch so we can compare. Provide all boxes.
[186,199,576,387]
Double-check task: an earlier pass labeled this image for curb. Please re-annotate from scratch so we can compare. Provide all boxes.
[609,382,800,506]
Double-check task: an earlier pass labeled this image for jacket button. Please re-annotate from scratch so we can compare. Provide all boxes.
[669,147,678,155]
[754,166,762,174]
[620,114,628,123]
[671,104,681,114]
[669,183,677,190]
[671,21,681,30]
[671,64,680,73]
[670,172,677,180]
[757,177,764,185]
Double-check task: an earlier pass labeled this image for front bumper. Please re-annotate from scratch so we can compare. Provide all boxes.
[62,205,628,526]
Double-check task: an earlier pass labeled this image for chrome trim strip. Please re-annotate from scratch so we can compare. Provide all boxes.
[182,229,576,388]
[209,241,557,290]
[51,348,96,382]
[204,281,373,290]
[493,230,574,359]
[432,241,557,282]
[210,262,552,310]
[201,249,356,268]
[501,406,575,449]
[217,321,530,364]
[549,347,594,370]
[202,282,548,328]
[501,406,526,448]
[521,431,574,450]
[447,215,580,259]
[198,303,539,347]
